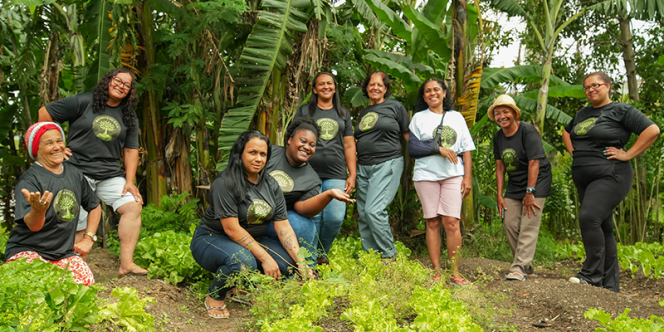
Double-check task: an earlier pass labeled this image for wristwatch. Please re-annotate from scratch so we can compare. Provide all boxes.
[84,232,97,242]
[526,187,536,195]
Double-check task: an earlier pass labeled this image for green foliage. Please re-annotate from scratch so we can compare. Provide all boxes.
[584,308,664,331]
[133,231,212,285]
[97,287,156,332]
[140,192,202,237]
[408,285,483,332]
[0,258,99,331]
[0,224,8,256]
[617,242,664,279]
[554,239,586,261]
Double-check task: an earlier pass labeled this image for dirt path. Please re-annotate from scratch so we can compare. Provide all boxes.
[87,248,663,331]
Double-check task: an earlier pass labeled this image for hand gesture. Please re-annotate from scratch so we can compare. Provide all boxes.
[73,236,94,256]
[122,182,142,203]
[461,176,472,199]
[497,196,507,219]
[21,189,53,214]
[439,147,459,164]
[604,147,629,161]
[344,176,356,195]
[64,147,73,160]
[522,194,542,218]
[329,188,356,203]
[262,257,281,281]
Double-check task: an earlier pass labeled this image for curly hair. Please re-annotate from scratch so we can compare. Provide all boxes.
[93,68,138,129]
[224,130,272,202]
[285,116,320,143]
[308,72,344,118]
[415,78,453,112]
[362,71,392,100]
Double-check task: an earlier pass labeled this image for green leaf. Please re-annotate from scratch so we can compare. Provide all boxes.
[658,55,664,66]
[512,95,572,125]
[350,0,382,29]
[364,49,435,77]
[83,0,113,91]
[363,53,421,92]
[521,85,586,99]
[584,308,613,326]
[476,194,497,208]
[488,0,528,17]
[482,65,569,88]
[403,6,452,62]
[365,0,412,42]
[343,87,369,107]
[422,0,451,25]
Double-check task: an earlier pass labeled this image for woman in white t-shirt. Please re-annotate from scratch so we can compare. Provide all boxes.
[408,78,475,286]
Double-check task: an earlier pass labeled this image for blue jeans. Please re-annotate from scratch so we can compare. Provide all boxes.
[356,157,403,258]
[267,210,316,257]
[312,178,347,261]
[190,226,295,300]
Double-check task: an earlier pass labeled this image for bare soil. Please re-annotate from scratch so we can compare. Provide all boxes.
[86,248,663,331]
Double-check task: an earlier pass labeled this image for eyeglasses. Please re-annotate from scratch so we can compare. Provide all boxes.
[583,83,608,92]
[112,76,132,90]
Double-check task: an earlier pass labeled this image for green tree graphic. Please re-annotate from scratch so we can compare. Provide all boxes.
[503,153,516,171]
[360,114,376,131]
[320,121,335,139]
[575,118,596,135]
[440,127,456,148]
[59,195,76,221]
[98,120,115,141]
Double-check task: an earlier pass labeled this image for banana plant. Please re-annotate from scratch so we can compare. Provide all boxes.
[217,0,313,170]
[83,0,114,91]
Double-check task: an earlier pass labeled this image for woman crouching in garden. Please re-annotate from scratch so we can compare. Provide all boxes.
[408,78,474,286]
[265,116,355,260]
[190,130,314,319]
[5,122,101,286]
[490,95,552,282]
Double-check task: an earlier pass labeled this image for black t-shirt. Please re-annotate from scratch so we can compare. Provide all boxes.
[199,171,288,238]
[5,165,100,261]
[293,105,353,180]
[354,99,410,165]
[46,92,139,180]
[565,102,655,167]
[265,146,321,211]
[493,122,552,199]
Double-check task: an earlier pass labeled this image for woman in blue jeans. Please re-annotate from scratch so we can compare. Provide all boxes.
[265,116,355,260]
[190,131,312,319]
[293,72,356,264]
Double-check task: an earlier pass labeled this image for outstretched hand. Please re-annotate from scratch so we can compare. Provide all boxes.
[21,189,53,214]
[329,188,356,203]
[522,194,542,218]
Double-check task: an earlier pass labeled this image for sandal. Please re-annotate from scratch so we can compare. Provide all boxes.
[450,277,469,287]
[505,271,526,281]
[526,273,538,278]
[205,297,229,319]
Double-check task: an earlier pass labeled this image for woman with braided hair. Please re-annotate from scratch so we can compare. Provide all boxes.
[38,68,145,278]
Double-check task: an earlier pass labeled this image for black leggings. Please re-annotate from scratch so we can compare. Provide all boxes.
[572,162,633,293]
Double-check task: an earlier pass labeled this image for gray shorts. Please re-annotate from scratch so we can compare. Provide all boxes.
[77,176,137,231]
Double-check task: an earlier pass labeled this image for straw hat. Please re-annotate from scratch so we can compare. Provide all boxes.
[488,94,521,121]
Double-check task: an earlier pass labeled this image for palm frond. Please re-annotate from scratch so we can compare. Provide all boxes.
[481,65,568,88]
[83,0,113,91]
[365,0,412,42]
[403,6,452,62]
[521,85,585,99]
[488,0,528,17]
[456,65,483,129]
[512,95,572,125]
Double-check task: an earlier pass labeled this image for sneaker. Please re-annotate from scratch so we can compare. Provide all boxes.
[569,277,589,285]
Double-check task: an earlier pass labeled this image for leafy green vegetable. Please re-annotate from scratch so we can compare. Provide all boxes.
[97,287,156,332]
[584,308,664,331]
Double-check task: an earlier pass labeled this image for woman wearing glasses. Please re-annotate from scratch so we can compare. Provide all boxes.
[563,71,659,292]
[38,68,146,278]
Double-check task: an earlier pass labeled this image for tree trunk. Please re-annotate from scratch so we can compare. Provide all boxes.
[535,56,552,132]
[618,15,639,102]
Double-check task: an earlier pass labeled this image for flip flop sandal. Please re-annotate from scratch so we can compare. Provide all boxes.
[526,273,538,278]
[505,271,526,281]
[205,298,229,319]
[450,277,469,287]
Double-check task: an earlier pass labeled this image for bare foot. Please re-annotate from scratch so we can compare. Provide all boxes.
[118,264,147,277]
[205,296,230,319]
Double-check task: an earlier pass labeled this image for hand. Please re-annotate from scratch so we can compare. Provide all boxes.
[64,147,72,160]
[439,147,459,164]
[73,236,94,256]
[604,147,630,161]
[328,188,356,203]
[122,182,142,203]
[496,196,507,219]
[522,193,542,218]
[21,189,53,214]
[298,262,315,279]
[344,176,356,195]
[461,175,472,199]
[261,257,281,281]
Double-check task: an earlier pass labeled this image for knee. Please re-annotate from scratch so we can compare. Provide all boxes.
[442,218,460,233]
[118,201,142,219]
[578,210,601,231]
[426,218,441,231]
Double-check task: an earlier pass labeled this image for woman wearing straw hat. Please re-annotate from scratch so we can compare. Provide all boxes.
[490,95,552,282]
[5,122,101,285]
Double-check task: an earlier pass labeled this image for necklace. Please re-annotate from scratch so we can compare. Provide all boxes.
[35,161,64,174]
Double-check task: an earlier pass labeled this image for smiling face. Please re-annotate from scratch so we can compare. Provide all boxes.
[367,73,387,105]
[314,74,336,103]
[107,72,133,105]
[583,75,611,107]
[493,106,518,130]
[286,129,317,166]
[37,129,65,168]
[423,80,446,109]
[242,137,269,181]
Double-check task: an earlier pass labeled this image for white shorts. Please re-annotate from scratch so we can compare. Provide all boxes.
[77,176,137,231]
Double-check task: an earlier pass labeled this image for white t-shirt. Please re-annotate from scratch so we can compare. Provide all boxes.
[409,109,476,182]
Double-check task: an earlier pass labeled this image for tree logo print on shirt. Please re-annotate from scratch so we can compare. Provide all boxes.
[359,112,378,132]
[501,148,518,172]
[573,117,597,136]
[247,199,273,225]
[92,115,121,141]
[433,126,458,148]
[53,189,79,222]
[269,170,294,193]
[317,118,339,140]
